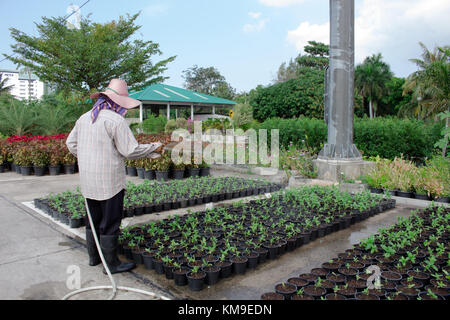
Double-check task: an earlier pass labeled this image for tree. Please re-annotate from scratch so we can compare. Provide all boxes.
[378,77,411,116]
[6,13,176,97]
[274,59,298,83]
[0,75,13,96]
[296,41,329,70]
[355,53,393,118]
[403,43,449,120]
[182,65,235,99]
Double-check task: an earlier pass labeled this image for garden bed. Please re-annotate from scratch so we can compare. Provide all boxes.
[261,204,449,300]
[33,177,283,229]
[116,186,395,292]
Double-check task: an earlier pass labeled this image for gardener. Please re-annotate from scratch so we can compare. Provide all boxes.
[66,79,163,274]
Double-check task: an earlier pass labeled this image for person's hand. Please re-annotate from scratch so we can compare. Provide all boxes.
[154,142,164,154]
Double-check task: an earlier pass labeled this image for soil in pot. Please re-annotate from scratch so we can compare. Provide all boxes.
[325,293,347,300]
[335,285,357,298]
[381,271,402,283]
[396,285,420,299]
[261,292,284,300]
[287,278,309,290]
[303,285,327,299]
[291,294,314,301]
[275,283,297,300]
[354,292,380,300]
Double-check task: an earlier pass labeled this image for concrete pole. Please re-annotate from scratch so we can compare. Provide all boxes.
[191,104,194,121]
[318,0,361,160]
[167,104,170,120]
[139,103,143,123]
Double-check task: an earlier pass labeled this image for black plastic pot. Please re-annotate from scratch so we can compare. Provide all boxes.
[134,206,144,216]
[188,168,200,177]
[397,191,413,198]
[14,163,21,174]
[163,264,175,279]
[136,168,145,179]
[33,166,46,177]
[413,193,430,201]
[127,166,137,177]
[247,252,260,269]
[0,164,4,173]
[152,258,165,274]
[173,268,190,286]
[217,261,232,278]
[435,196,449,204]
[275,283,297,300]
[187,272,206,291]
[64,164,76,174]
[49,165,61,176]
[20,166,33,176]
[144,169,155,180]
[69,218,82,228]
[172,169,185,180]
[202,266,220,285]
[131,249,144,265]
[231,257,248,275]
[142,253,154,270]
[200,167,210,177]
[156,170,169,181]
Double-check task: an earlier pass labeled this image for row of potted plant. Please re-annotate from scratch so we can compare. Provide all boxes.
[115,186,395,292]
[262,204,449,300]
[34,177,283,228]
[0,133,172,176]
[365,156,449,203]
[126,152,211,181]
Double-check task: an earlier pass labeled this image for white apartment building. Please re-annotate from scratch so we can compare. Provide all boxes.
[0,69,45,100]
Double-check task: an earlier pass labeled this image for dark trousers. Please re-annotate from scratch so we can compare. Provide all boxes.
[85,189,124,236]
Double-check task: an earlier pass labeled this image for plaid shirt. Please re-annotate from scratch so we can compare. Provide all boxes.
[66,110,162,201]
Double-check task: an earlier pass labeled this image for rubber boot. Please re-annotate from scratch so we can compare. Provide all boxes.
[100,235,136,274]
[86,229,102,266]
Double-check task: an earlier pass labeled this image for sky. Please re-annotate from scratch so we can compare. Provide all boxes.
[0,0,449,93]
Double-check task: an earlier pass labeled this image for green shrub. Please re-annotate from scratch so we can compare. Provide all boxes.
[250,69,325,121]
[165,119,177,133]
[232,103,254,130]
[175,118,188,130]
[256,117,442,160]
[142,115,167,134]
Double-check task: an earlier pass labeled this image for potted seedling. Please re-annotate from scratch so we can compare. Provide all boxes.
[31,146,49,176]
[172,261,190,286]
[187,266,207,291]
[62,149,77,174]
[155,153,171,181]
[202,260,221,286]
[274,282,297,300]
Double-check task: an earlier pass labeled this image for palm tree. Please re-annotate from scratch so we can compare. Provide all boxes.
[403,42,449,119]
[0,75,13,96]
[403,43,449,156]
[355,53,393,118]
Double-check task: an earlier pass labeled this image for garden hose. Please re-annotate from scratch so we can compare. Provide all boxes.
[62,199,171,300]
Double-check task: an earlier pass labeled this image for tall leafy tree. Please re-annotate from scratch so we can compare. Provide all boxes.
[403,43,449,120]
[0,75,13,96]
[355,53,393,118]
[182,65,236,99]
[6,13,176,97]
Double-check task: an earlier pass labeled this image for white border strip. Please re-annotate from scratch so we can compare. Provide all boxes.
[164,87,190,100]
[192,93,208,100]
[22,201,86,240]
[153,90,170,98]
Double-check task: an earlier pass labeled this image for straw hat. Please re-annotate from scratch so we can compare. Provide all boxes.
[90,79,141,109]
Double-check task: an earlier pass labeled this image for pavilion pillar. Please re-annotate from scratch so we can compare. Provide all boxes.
[191,104,194,121]
[139,103,143,123]
[167,104,170,120]
[212,105,216,115]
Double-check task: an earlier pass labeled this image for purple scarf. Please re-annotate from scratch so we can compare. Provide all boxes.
[91,96,128,123]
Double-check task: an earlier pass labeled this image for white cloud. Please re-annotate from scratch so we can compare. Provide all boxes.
[144,3,169,16]
[286,0,450,75]
[259,0,306,7]
[243,19,269,33]
[287,21,329,51]
[249,12,262,19]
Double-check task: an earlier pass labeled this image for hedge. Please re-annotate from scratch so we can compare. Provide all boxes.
[254,117,442,160]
